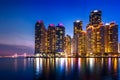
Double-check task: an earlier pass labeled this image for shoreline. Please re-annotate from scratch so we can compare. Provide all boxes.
[1,56,120,58]
[26,56,120,58]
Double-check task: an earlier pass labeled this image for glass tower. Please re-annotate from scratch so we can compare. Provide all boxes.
[35,20,47,54]
[56,23,65,53]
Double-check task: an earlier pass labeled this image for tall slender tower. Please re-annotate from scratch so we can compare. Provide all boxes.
[86,24,93,54]
[35,20,47,54]
[64,35,71,56]
[73,20,86,56]
[118,43,120,53]
[56,23,65,53]
[73,20,82,55]
[105,22,118,53]
[48,24,56,54]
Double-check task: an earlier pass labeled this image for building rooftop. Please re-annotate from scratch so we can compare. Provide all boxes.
[58,23,64,27]
[49,24,55,27]
[37,20,43,23]
[93,10,99,12]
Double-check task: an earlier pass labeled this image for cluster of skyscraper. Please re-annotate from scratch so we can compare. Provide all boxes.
[35,21,66,56]
[35,10,118,57]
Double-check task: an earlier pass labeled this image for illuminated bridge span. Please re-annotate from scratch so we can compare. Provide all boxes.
[12,53,27,58]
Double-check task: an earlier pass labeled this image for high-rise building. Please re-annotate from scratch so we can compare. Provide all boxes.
[89,10,102,26]
[86,21,118,55]
[74,20,82,35]
[86,22,105,54]
[79,31,86,55]
[47,24,56,54]
[73,20,86,56]
[73,20,82,56]
[71,37,77,55]
[96,23,105,54]
[105,23,109,53]
[105,22,118,53]
[35,20,47,54]
[56,23,65,53]
[118,43,120,53]
[64,35,71,56]
[86,10,105,55]
[86,24,93,54]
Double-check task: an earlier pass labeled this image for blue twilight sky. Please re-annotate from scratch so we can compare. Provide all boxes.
[0,0,120,50]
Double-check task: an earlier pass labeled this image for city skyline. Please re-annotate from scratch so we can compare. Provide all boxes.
[0,1,120,80]
[35,10,118,58]
[0,0,120,56]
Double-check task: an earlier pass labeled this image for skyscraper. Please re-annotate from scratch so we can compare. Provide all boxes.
[73,20,82,56]
[86,10,105,56]
[73,20,86,56]
[64,35,71,56]
[89,10,102,26]
[35,20,47,54]
[74,20,82,35]
[86,24,93,54]
[105,22,118,53]
[80,31,86,55]
[47,24,56,54]
[86,22,105,55]
[96,23,105,54]
[71,37,76,55]
[118,43,120,53]
[56,23,65,53]
[105,23,109,53]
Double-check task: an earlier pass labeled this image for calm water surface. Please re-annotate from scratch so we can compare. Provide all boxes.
[0,58,120,80]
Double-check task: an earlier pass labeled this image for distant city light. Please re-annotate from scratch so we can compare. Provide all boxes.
[90,53,93,54]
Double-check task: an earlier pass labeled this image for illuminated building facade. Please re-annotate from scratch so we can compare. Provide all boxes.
[118,43,120,53]
[86,21,118,54]
[86,24,93,54]
[47,24,56,54]
[105,22,118,53]
[90,10,102,26]
[71,37,77,55]
[35,10,118,56]
[64,35,71,55]
[89,10,102,27]
[86,23,105,54]
[74,20,82,35]
[73,20,82,55]
[86,10,105,55]
[96,23,105,54]
[35,20,47,54]
[56,23,65,53]
[73,20,86,56]
[80,31,86,55]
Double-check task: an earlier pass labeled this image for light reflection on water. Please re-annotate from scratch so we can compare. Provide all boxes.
[89,58,95,72]
[108,58,111,70]
[0,58,120,80]
[33,58,120,80]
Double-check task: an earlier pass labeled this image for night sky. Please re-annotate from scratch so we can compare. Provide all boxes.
[0,0,120,55]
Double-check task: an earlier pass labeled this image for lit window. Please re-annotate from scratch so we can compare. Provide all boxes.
[60,31,63,34]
